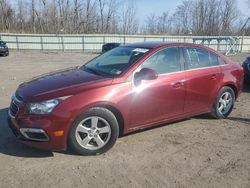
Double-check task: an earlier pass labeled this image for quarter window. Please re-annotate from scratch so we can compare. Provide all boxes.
[218,57,225,65]
[141,47,181,74]
[209,52,219,66]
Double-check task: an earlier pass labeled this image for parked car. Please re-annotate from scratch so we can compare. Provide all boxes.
[242,57,250,84]
[0,40,9,56]
[102,43,121,53]
[8,42,244,155]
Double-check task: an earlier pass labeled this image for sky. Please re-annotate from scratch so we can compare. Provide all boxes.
[135,0,250,23]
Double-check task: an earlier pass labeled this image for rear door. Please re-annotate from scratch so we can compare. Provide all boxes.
[182,47,223,114]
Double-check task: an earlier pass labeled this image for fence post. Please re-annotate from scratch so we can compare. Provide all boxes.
[16,36,19,50]
[217,39,221,52]
[240,35,244,53]
[40,36,44,51]
[103,35,106,44]
[82,36,85,52]
[61,36,64,51]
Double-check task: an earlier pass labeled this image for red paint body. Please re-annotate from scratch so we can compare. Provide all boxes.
[8,43,244,150]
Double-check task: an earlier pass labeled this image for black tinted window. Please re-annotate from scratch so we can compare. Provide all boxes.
[141,47,181,74]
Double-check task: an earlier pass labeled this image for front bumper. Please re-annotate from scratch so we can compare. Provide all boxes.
[8,114,67,151]
[0,48,8,54]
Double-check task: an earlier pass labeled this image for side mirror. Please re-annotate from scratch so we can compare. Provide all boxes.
[134,68,158,86]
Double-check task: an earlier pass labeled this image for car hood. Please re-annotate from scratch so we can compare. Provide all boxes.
[18,67,113,102]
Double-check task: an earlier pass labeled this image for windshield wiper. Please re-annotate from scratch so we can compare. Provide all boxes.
[83,66,111,77]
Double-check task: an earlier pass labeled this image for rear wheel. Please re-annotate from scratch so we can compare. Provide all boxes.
[210,86,235,119]
[68,107,119,155]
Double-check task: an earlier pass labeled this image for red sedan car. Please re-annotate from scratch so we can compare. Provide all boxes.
[8,42,244,155]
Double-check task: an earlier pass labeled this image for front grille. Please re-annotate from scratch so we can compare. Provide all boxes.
[9,91,23,118]
[9,100,19,117]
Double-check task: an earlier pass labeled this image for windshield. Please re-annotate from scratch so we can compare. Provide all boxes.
[82,46,150,77]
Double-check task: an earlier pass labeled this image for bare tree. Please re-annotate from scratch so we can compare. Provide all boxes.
[220,0,238,35]
[17,0,26,33]
[120,0,138,34]
[30,0,36,33]
[143,14,158,34]
[98,0,105,33]
[0,0,14,32]
[156,12,172,34]
[171,0,240,35]
[82,0,96,33]
[143,12,172,34]
[0,0,242,35]
[172,0,193,34]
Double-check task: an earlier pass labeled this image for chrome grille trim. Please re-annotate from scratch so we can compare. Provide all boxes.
[9,92,23,118]
[19,128,49,142]
[15,92,23,102]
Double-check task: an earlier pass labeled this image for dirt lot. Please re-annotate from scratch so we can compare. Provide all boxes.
[0,51,249,188]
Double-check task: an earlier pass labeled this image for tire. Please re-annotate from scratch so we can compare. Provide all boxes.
[68,107,119,155]
[5,51,9,56]
[210,86,235,119]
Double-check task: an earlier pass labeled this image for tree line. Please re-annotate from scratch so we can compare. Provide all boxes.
[0,0,249,35]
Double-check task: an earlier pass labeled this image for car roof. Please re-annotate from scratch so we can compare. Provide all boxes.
[123,42,169,49]
[123,41,218,52]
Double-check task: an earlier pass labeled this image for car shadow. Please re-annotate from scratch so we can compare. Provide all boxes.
[227,117,250,125]
[0,108,54,158]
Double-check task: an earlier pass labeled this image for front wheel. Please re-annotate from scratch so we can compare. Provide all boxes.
[210,86,235,119]
[68,107,119,155]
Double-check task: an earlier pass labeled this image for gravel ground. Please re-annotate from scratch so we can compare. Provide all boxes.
[0,51,249,188]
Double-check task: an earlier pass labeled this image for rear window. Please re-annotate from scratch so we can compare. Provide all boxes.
[184,47,224,69]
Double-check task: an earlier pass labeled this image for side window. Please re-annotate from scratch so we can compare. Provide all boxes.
[184,47,210,69]
[218,57,225,65]
[141,47,181,74]
[209,52,219,66]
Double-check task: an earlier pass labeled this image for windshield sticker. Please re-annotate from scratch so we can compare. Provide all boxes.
[110,69,122,75]
[133,48,149,53]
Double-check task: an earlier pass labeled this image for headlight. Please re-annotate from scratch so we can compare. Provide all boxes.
[28,96,69,115]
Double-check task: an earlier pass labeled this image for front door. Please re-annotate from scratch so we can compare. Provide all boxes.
[129,47,187,129]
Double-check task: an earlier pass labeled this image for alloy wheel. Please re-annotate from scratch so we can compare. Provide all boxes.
[75,116,111,150]
[217,92,233,115]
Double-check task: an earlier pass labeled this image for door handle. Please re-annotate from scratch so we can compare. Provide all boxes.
[171,80,185,88]
[211,74,217,80]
